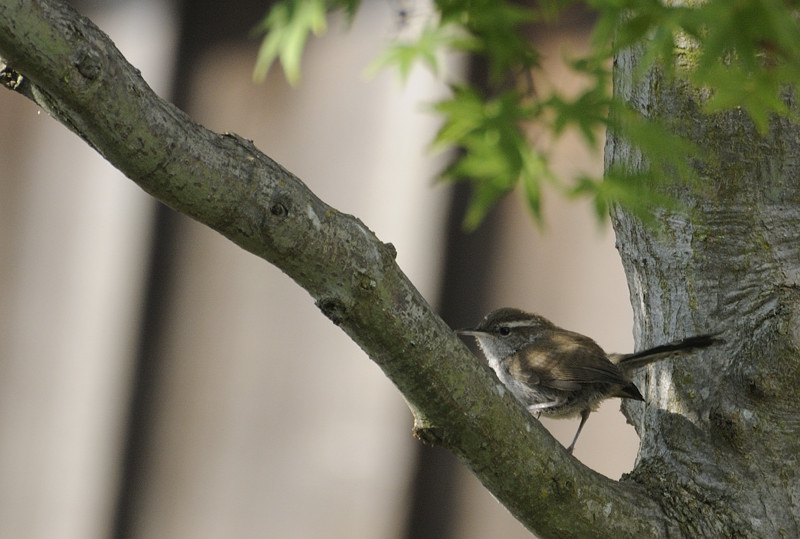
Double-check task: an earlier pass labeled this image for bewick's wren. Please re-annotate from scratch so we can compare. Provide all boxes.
[458,308,721,453]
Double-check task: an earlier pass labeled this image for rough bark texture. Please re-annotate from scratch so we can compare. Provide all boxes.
[609,43,800,536]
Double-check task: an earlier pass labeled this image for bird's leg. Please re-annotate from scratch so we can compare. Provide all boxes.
[527,400,563,420]
[566,409,591,454]
[526,400,563,413]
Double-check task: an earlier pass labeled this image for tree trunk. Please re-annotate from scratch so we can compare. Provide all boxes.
[609,43,800,536]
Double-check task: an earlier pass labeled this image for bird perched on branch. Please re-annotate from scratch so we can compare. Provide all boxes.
[458,308,722,453]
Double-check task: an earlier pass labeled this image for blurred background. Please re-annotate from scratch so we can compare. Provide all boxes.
[0,0,638,537]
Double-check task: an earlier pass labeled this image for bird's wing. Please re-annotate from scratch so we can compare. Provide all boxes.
[512,330,629,389]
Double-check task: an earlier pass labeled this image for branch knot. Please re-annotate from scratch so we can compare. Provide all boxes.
[72,47,101,80]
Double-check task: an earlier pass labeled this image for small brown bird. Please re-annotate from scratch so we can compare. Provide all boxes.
[458,308,721,453]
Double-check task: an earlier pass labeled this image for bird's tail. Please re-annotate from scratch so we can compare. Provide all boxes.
[612,334,723,372]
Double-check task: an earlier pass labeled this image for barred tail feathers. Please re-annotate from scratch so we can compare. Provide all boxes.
[613,334,723,371]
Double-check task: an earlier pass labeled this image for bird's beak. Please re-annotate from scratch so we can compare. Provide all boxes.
[455,328,485,337]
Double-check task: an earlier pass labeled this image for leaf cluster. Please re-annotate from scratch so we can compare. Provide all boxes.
[252,0,361,84]
[253,0,800,227]
[594,0,800,127]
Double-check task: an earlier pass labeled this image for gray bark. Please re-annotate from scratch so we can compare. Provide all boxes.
[609,42,800,536]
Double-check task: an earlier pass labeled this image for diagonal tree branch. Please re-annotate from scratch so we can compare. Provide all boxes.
[0,1,665,535]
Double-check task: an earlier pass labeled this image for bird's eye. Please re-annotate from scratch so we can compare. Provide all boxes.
[498,326,511,336]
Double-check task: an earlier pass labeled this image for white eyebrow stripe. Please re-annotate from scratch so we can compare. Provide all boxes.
[503,320,539,328]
